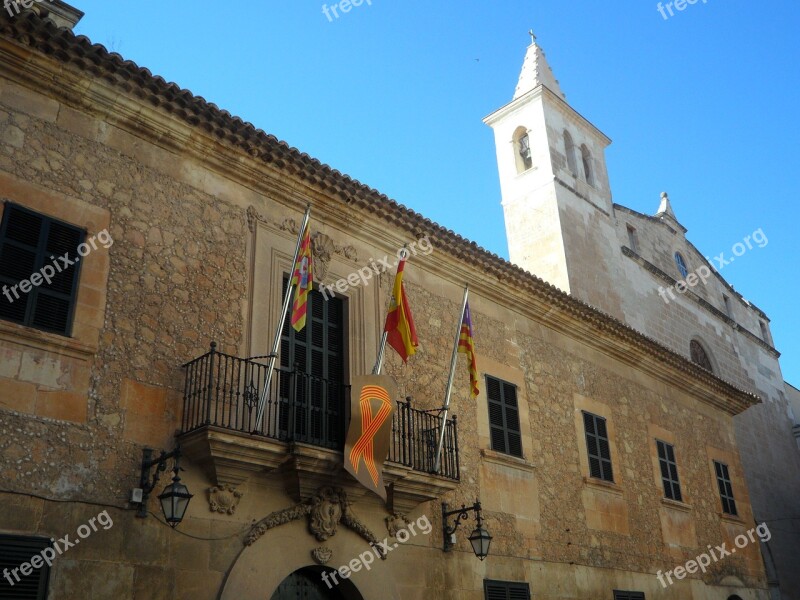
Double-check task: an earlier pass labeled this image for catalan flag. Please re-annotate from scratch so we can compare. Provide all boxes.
[458,301,479,398]
[290,222,312,331]
[384,258,418,362]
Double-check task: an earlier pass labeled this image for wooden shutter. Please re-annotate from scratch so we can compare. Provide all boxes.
[714,460,737,516]
[0,203,84,336]
[486,376,522,457]
[583,411,613,482]
[613,591,645,600]
[656,440,682,502]
[484,580,530,600]
[0,535,51,599]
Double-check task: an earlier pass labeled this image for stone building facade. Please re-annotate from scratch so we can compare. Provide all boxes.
[485,37,799,599]
[0,6,780,600]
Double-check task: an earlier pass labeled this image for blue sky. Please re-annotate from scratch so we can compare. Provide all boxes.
[73,0,799,386]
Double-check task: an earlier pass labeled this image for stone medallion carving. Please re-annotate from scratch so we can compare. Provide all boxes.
[208,484,243,514]
[385,513,410,538]
[246,206,358,268]
[245,486,383,558]
[311,546,333,565]
[312,233,335,282]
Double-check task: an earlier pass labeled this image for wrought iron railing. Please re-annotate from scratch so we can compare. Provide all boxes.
[180,343,460,480]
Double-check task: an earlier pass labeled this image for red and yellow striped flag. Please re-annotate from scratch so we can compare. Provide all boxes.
[384,258,418,362]
[458,301,479,398]
[290,222,313,331]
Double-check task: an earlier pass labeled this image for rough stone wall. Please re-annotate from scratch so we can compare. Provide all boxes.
[0,43,772,600]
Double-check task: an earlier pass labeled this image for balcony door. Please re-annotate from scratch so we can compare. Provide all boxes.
[279,279,346,449]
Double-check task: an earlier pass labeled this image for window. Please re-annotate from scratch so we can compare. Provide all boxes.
[656,440,683,502]
[759,321,770,343]
[280,279,346,449]
[674,252,688,278]
[0,534,52,599]
[613,592,645,600]
[714,460,737,516]
[583,411,613,482]
[723,295,732,318]
[626,225,638,253]
[580,144,594,186]
[689,339,713,373]
[484,580,530,600]
[512,127,532,173]
[0,203,85,336]
[564,130,578,176]
[486,375,523,457]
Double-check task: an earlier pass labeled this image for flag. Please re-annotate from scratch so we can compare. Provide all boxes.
[290,222,312,331]
[458,301,479,398]
[384,258,418,362]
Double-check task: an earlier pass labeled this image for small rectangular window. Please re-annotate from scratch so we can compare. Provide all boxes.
[656,440,682,502]
[0,534,52,599]
[484,579,530,600]
[613,592,645,600]
[714,460,737,516]
[583,411,613,482]
[759,321,770,343]
[0,203,85,336]
[626,225,638,253]
[486,375,523,457]
[723,295,732,318]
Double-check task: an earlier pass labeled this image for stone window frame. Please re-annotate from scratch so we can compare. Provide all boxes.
[573,394,624,489]
[705,446,748,523]
[485,374,523,458]
[0,202,85,337]
[647,423,691,508]
[476,355,533,466]
[0,178,110,358]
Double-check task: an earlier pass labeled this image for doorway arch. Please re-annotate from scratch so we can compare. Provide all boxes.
[270,566,363,600]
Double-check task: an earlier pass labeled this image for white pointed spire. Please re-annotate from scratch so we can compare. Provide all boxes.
[656,191,676,219]
[513,31,566,101]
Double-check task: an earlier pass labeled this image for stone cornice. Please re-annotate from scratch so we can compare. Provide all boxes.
[0,13,760,416]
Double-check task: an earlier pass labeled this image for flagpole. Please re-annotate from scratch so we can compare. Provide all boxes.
[254,205,311,433]
[433,284,469,473]
[371,246,407,375]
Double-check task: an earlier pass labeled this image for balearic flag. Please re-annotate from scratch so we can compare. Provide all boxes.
[290,222,313,331]
[384,257,418,362]
[458,301,479,398]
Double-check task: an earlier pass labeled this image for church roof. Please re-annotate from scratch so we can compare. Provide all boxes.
[513,33,565,100]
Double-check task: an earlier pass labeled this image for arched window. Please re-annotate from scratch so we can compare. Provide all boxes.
[674,252,689,278]
[512,127,532,173]
[564,130,578,176]
[581,144,594,186]
[690,339,714,373]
